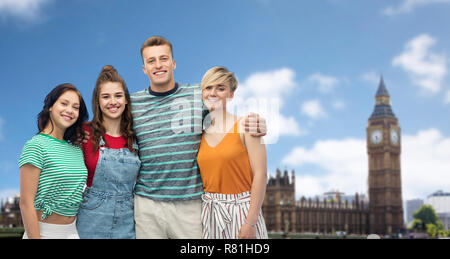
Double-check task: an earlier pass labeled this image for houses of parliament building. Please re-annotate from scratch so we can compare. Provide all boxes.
[262,77,405,236]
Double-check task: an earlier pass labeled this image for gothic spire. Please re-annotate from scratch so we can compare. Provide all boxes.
[376,75,390,97]
[369,76,396,120]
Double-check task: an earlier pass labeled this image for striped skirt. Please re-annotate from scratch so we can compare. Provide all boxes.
[201,191,268,239]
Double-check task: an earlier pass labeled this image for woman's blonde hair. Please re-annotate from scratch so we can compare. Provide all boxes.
[201,66,238,92]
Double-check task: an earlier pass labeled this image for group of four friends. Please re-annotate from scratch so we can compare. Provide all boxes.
[18,36,269,239]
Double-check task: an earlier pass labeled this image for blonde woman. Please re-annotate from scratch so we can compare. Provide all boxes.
[197,67,268,239]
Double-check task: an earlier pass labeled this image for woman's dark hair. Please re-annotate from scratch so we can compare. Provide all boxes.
[91,65,136,153]
[37,83,89,145]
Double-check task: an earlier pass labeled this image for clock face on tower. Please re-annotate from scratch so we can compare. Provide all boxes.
[370,130,382,144]
[391,129,399,144]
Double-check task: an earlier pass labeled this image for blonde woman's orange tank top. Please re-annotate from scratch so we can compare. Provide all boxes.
[197,120,253,194]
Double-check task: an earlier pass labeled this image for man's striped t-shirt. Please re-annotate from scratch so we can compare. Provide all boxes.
[18,133,87,219]
[131,83,204,201]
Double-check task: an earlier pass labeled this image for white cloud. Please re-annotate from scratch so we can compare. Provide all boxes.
[301,99,327,119]
[229,68,306,143]
[235,67,296,108]
[445,90,450,104]
[332,100,345,110]
[0,0,51,21]
[282,138,366,198]
[360,71,381,85]
[294,175,326,198]
[382,0,450,16]
[281,128,450,201]
[276,115,308,137]
[308,73,340,94]
[402,128,450,200]
[393,34,447,94]
[0,189,20,203]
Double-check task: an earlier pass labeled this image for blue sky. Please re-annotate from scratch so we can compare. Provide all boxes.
[1,0,450,204]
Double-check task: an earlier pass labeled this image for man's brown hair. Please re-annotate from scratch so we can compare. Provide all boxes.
[140,36,173,63]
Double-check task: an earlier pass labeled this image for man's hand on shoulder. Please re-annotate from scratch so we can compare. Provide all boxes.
[74,122,91,145]
[244,112,267,137]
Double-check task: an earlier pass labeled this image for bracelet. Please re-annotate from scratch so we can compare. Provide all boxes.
[244,219,257,228]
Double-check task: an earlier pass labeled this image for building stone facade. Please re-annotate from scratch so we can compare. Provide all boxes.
[263,169,369,235]
[263,77,404,236]
[0,195,22,228]
[426,190,450,231]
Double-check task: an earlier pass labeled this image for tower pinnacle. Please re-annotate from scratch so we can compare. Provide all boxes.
[369,76,396,120]
[376,75,389,97]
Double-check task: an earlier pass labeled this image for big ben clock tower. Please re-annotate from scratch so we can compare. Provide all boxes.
[367,77,404,236]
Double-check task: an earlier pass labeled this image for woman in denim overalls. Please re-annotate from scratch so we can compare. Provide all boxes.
[77,136,140,238]
[76,65,140,238]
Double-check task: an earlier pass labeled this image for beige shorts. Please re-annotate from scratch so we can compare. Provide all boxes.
[134,195,202,239]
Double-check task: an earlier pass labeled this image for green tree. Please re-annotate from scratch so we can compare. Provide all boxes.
[410,218,423,231]
[411,205,444,236]
[426,224,437,238]
[413,205,439,228]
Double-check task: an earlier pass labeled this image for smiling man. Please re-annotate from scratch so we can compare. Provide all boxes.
[141,41,177,92]
[131,36,266,239]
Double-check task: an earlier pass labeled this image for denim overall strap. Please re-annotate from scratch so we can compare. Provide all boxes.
[89,135,140,195]
[99,135,106,147]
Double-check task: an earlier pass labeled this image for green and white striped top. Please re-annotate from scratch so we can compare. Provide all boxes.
[18,133,87,219]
